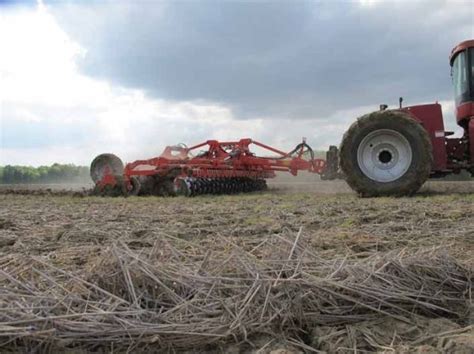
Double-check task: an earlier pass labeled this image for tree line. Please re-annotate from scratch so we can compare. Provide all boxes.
[0,164,90,184]
[0,162,471,184]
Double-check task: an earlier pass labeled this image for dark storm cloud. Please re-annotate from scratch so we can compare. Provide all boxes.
[50,0,473,119]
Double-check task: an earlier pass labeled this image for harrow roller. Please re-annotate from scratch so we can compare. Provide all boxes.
[90,153,124,184]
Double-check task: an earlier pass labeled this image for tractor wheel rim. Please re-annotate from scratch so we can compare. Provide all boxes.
[357,129,413,183]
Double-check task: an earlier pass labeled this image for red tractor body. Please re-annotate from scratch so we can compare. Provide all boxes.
[400,39,474,177]
[400,102,473,175]
[401,103,447,172]
[450,39,474,172]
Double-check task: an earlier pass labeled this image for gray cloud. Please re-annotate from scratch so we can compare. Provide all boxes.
[50,0,473,120]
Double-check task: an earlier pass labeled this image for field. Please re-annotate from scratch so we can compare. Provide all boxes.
[1,181,473,352]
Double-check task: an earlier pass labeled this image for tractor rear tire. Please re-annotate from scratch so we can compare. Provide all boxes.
[340,110,432,197]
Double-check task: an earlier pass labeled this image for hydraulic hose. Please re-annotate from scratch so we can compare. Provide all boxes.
[276,142,315,161]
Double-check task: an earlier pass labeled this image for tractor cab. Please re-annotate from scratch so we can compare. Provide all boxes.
[450,40,474,126]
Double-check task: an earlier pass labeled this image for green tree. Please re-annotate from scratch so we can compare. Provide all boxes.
[0,164,90,184]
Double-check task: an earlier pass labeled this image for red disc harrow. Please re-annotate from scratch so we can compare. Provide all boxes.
[90,138,337,196]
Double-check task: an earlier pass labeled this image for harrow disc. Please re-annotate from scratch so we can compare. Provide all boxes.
[90,153,124,184]
[173,177,267,197]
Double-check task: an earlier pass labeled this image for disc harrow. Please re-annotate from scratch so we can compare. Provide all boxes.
[91,138,338,197]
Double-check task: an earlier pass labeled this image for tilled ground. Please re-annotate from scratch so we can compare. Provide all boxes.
[0,182,473,352]
[1,186,473,264]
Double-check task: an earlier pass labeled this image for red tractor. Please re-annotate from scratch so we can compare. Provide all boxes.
[91,40,473,197]
[339,39,474,196]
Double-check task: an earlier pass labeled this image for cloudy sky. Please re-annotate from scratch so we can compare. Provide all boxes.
[0,0,472,166]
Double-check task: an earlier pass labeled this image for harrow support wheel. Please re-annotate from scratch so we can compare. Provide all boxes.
[158,179,176,197]
[174,177,192,197]
[127,176,141,196]
[340,110,432,197]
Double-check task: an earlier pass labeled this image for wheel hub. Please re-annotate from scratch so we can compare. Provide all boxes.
[357,129,412,182]
[378,150,392,164]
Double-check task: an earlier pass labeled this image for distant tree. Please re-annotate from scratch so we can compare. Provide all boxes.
[0,164,90,184]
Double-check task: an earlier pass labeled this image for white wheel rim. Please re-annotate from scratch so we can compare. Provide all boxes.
[357,129,412,183]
